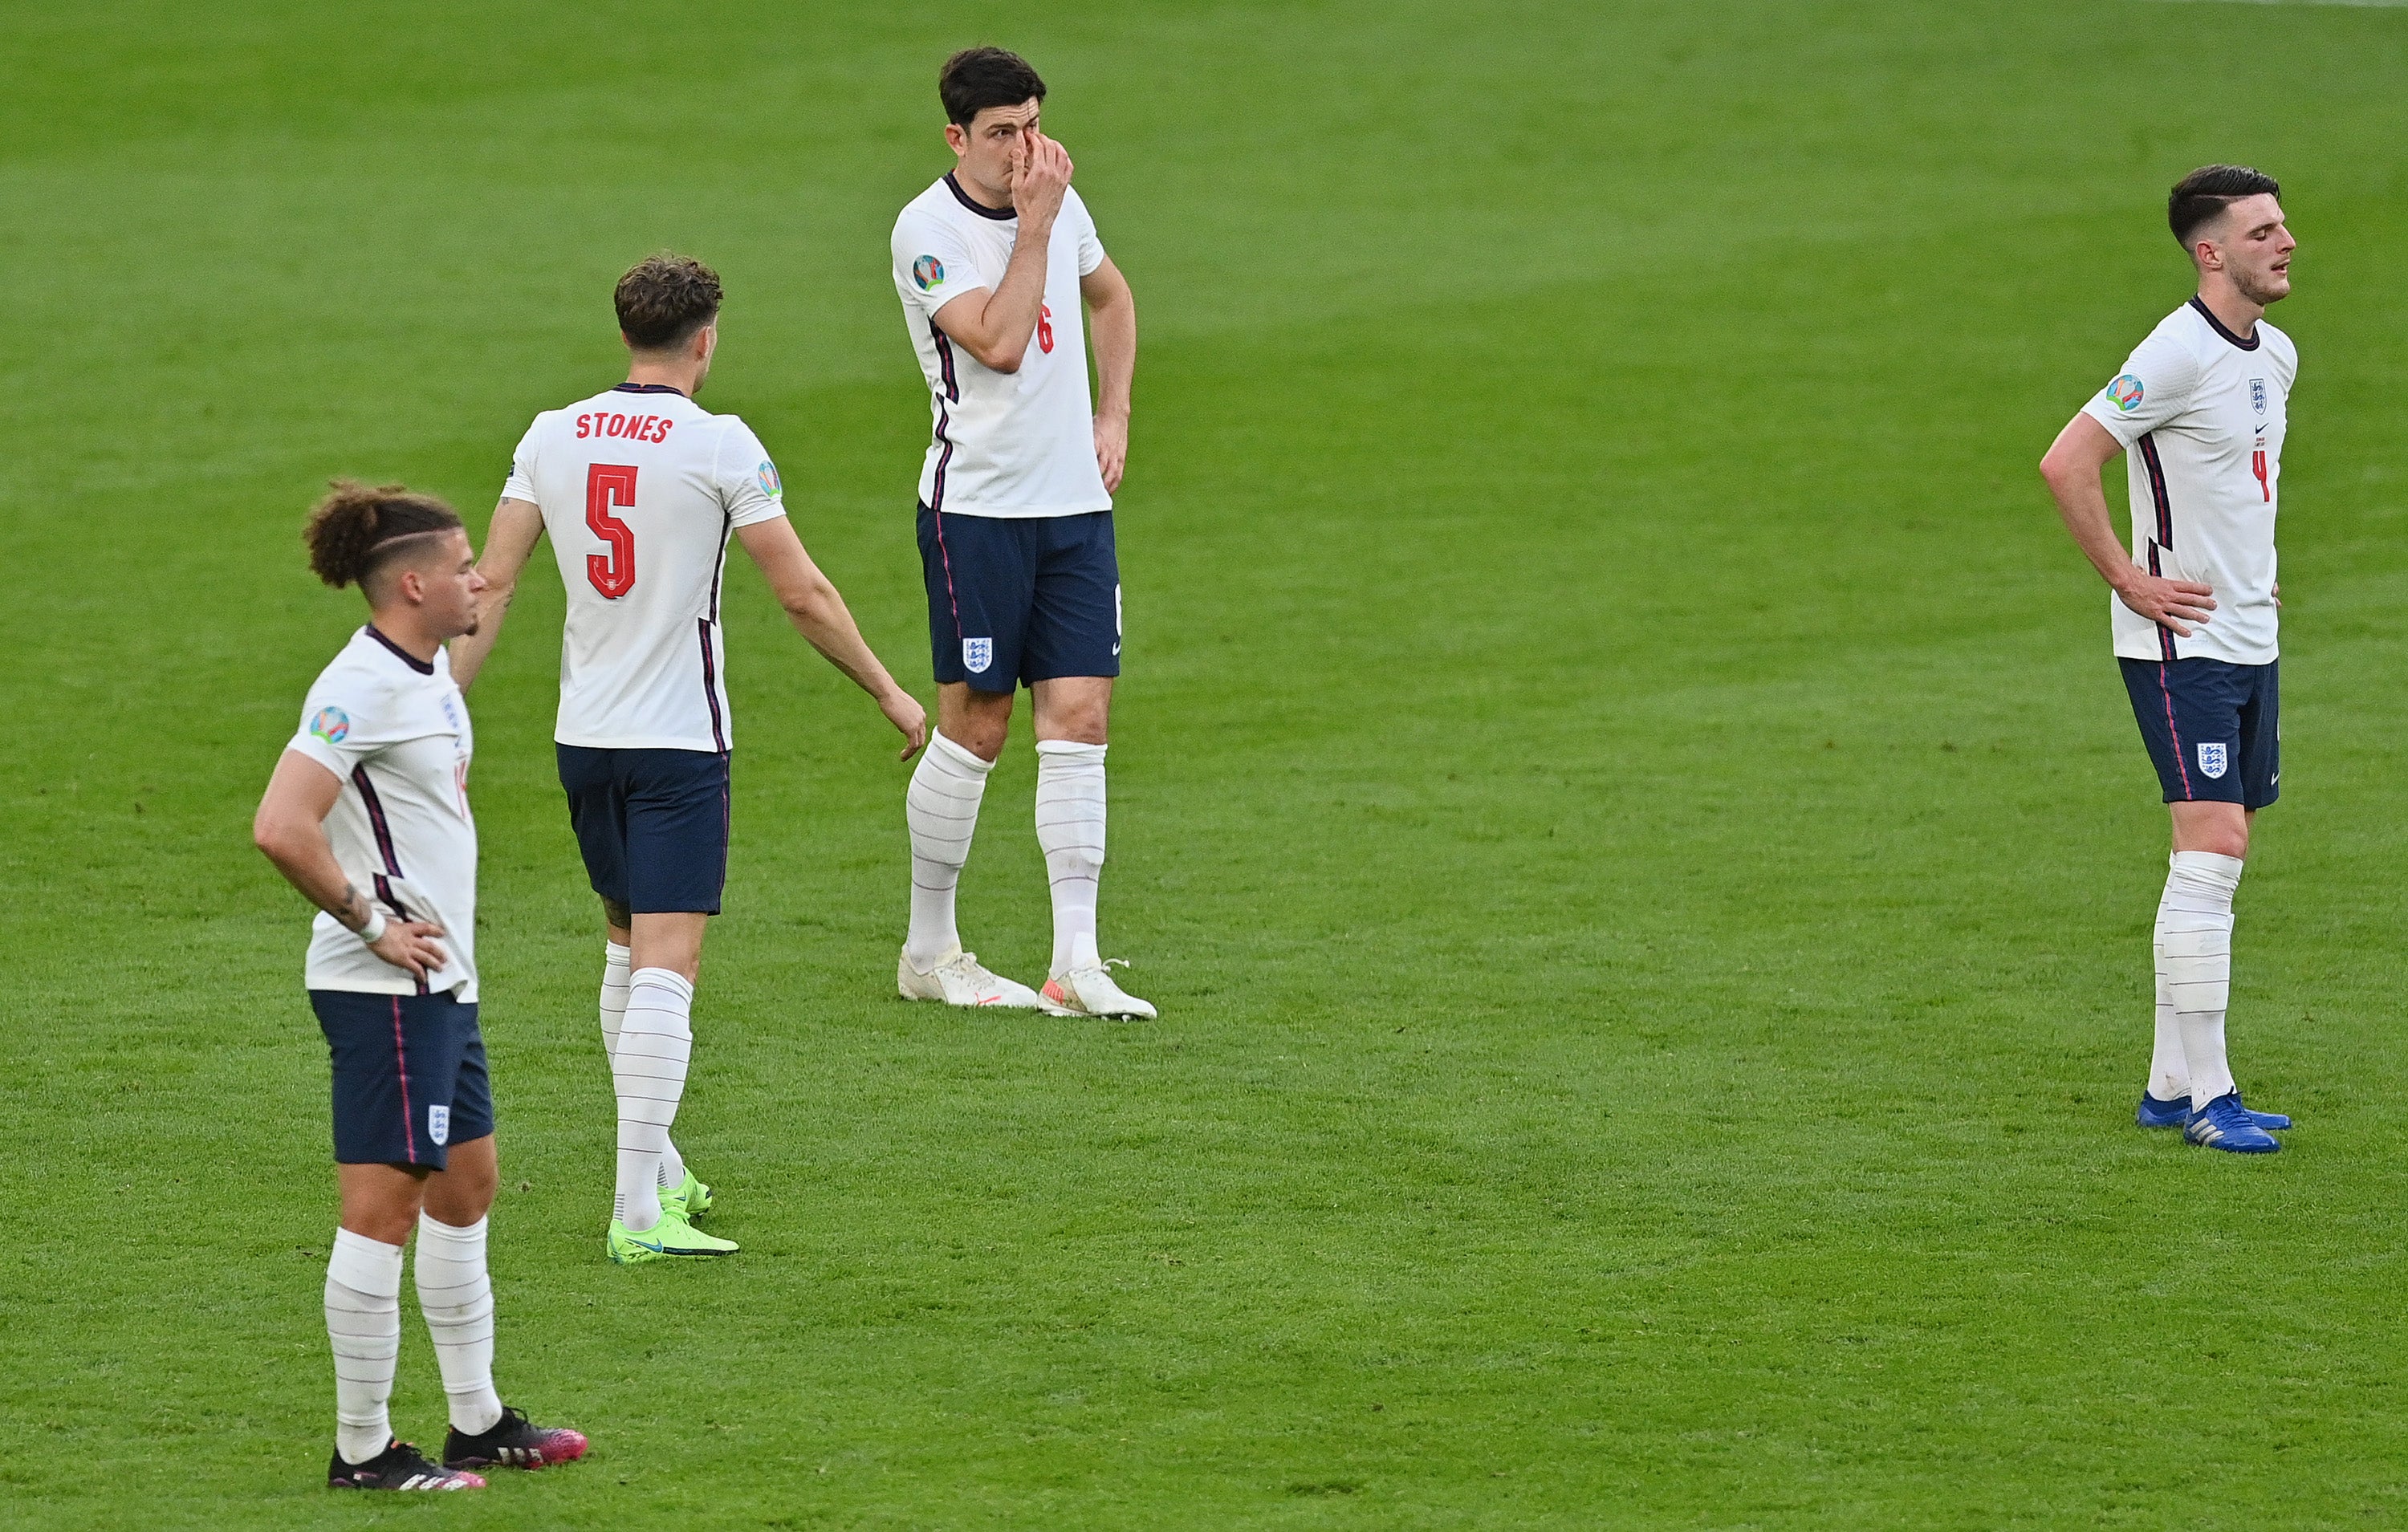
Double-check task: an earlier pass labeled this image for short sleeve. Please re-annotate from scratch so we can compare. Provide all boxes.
[1070,192,1105,278]
[893,206,990,320]
[287,687,377,782]
[499,416,542,503]
[714,418,788,529]
[2081,329,2200,448]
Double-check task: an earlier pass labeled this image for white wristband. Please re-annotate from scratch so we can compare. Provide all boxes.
[355,908,388,945]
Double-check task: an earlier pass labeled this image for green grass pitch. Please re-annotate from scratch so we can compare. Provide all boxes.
[4,1,2408,1526]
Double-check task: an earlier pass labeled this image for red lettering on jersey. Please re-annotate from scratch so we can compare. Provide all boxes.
[2253,449,2270,502]
[652,419,674,443]
[585,464,639,598]
[1037,303,1055,355]
[610,412,629,437]
[576,414,591,439]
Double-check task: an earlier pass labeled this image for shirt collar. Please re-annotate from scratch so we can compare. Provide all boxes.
[364,625,435,676]
[2189,295,2262,352]
[944,172,1017,222]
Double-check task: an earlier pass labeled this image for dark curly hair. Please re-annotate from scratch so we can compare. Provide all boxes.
[615,253,722,351]
[303,479,463,591]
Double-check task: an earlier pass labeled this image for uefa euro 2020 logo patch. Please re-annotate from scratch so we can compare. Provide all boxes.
[757,461,782,498]
[913,254,945,291]
[310,705,349,744]
[2197,742,2229,780]
[2106,374,2145,412]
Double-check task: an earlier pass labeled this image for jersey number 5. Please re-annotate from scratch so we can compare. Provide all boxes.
[586,464,637,597]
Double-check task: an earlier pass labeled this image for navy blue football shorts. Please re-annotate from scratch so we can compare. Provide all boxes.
[557,744,730,915]
[2120,656,2280,810]
[311,989,491,1168]
[917,505,1121,693]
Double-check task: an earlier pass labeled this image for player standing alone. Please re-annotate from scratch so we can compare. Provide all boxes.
[889,47,1152,1018]
[450,256,926,1261]
[2040,166,2301,1153]
[254,482,587,1489]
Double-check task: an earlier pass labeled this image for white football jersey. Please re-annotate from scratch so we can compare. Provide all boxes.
[502,384,787,751]
[287,627,479,1001]
[891,174,1111,518]
[2082,298,2296,666]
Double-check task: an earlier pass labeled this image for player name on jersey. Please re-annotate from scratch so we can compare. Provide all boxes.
[502,384,788,752]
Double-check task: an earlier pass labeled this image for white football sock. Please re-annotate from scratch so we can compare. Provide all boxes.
[414,1212,502,1437]
[905,732,995,970]
[2147,948,2188,1102]
[613,967,694,1233]
[2160,851,2243,1106]
[325,1227,405,1465]
[601,941,687,1192]
[1035,740,1108,977]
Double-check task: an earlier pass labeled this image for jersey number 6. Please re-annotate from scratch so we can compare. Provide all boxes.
[585,464,638,597]
[1037,303,1055,356]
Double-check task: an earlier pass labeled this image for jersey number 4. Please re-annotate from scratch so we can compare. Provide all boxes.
[586,464,638,597]
[2252,449,2271,503]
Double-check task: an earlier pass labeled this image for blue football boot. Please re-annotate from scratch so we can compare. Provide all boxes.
[2184,1092,2282,1153]
[2137,1091,2190,1128]
[2138,1092,2291,1131]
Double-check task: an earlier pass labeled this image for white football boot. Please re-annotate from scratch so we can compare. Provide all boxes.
[897,947,1043,1009]
[1039,960,1157,1020]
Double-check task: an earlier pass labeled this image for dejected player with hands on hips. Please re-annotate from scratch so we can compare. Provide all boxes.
[889,47,1151,1019]
[2040,165,2300,1154]
[254,482,588,1491]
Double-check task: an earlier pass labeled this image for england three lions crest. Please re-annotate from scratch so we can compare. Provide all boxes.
[2250,378,2268,415]
[962,637,993,674]
[2197,742,2229,780]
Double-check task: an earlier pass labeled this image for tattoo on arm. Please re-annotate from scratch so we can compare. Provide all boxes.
[325,881,371,931]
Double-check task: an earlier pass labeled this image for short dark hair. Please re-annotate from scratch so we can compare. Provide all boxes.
[615,253,722,351]
[303,480,462,592]
[940,47,1046,129]
[2169,165,2281,248]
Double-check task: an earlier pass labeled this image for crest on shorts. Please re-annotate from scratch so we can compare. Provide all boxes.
[913,254,945,291]
[962,636,992,673]
[2197,742,2229,780]
[310,705,350,744]
[428,1104,451,1146]
[2250,378,2267,414]
[758,460,782,498]
[2106,375,2144,412]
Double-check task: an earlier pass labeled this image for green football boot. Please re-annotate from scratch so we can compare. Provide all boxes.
[606,1209,738,1265]
[657,1168,714,1222]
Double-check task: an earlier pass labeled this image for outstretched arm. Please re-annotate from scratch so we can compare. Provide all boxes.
[2040,412,2215,637]
[734,518,928,760]
[448,498,545,693]
[1082,256,1135,493]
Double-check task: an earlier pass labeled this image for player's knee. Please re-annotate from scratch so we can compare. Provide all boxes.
[942,713,1008,762]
